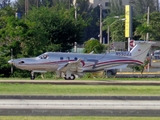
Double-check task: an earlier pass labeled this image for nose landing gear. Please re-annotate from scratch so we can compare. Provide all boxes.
[31,72,35,80]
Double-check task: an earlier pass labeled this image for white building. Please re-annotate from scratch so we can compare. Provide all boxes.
[89,0,159,10]
[89,0,130,9]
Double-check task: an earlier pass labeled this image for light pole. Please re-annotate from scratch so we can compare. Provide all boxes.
[25,0,29,21]
[146,6,150,41]
[73,0,77,52]
[107,18,125,53]
[74,0,77,20]
[37,0,38,8]
[25,0,28,15]
[99,4,103,44]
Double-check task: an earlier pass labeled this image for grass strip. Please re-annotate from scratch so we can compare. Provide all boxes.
[0,83,160,95]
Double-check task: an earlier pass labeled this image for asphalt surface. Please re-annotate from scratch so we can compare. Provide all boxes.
[1,109,160,116]
[0,95,160,100]
[0,97,160,116]
[1,78,160,116]
[2,99,160,109]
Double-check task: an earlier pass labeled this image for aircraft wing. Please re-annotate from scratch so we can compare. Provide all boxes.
[58,59,83,73]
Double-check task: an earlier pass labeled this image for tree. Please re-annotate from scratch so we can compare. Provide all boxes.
[134,23,151,40]
[0,6,25,77]
[130,0,159,19]
[13,0,98,42]
[102,0,125,43]
[149,12,160,41]
[103,16,126,42]
[83,39,106,54]
[25,5,86,54]
[134,12,160,41]
[0,5,86,77]
[0,0,11,8]
[13,0,73,14]
[75,0,98,41]
[108,0,124,17]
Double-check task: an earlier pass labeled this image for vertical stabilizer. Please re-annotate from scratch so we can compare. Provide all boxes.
[130,41,155,63]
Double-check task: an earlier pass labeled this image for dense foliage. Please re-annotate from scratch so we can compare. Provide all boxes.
[83,39,106,54]
[0,4,86,77]
[0,0,160,78]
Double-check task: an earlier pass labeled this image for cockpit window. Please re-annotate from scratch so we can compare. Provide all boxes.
[39,54,49,59]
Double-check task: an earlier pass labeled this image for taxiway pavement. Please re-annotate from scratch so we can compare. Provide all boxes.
[0,96,160,116]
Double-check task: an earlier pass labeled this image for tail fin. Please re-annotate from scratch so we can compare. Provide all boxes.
[130,41,155,63]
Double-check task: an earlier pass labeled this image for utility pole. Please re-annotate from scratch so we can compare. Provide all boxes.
[73,0,77,50]
[74,0,77,20]
[99,4,103,44]
[25,0,29,15]
[69,0,70,9]
[25,0,28,21]
[146,6,150,72]
[37,0,38,8]
[146,7,150,41]
[107,26,110,53]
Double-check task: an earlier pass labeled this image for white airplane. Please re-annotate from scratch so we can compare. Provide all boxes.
[8,41,154,80]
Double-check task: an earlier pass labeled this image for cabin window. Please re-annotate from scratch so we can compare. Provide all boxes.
[74,57,78,60]
[60,57,63,60]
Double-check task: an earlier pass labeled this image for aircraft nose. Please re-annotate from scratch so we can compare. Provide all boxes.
[8,60,13,64]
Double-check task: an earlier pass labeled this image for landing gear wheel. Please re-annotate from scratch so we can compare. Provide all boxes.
[70,74,75,80]
[30,75,35,80]
[64,74,75,80]
[106,70,113,78]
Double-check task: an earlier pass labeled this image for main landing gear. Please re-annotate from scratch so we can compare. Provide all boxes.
[64,74,75,80]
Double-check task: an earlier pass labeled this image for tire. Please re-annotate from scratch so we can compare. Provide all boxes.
[106,70,114,78]
[30,75,35,80]
[64,74,75,80]
[70,74,75,80]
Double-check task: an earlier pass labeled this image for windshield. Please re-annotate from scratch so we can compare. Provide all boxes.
[37,53,49,59]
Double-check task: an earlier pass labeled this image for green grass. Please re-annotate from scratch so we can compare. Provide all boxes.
[0,116,160,120]
[0,83,160,96]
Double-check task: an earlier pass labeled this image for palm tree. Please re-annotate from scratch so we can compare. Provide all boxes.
[134,23,152,40]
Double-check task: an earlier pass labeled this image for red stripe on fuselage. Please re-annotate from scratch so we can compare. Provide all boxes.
[84,59,143,68]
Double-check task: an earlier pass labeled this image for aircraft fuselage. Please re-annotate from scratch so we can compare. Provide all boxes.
[9,52,142,72]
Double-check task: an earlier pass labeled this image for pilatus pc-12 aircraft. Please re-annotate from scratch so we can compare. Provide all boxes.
[8,41,154,80]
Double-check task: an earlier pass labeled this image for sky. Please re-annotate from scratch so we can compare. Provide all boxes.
[10,0,14,1]
[10,0,16,2]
